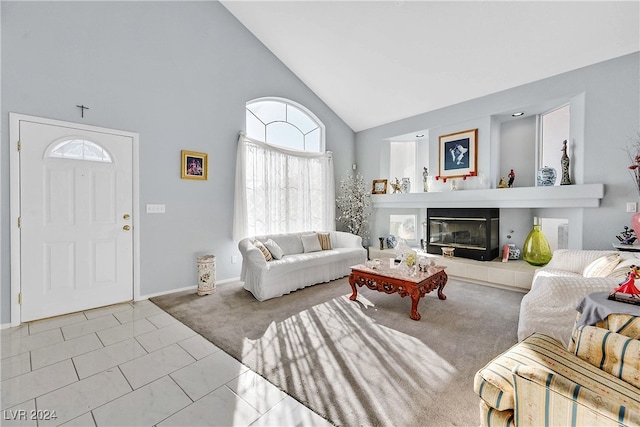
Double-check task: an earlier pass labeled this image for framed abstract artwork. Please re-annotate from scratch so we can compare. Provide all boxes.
[438,129,477,179]
[181,150,208,180]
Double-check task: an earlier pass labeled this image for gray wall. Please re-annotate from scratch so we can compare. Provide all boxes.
[356,53,640,252]
[1,1,355,324]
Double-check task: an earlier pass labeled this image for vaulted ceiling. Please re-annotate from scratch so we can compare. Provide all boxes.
[221,1,640,132]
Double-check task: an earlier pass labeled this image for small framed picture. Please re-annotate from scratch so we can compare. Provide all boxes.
[372,179,388,194]
[438,129,478,179]
[181,150,208,180]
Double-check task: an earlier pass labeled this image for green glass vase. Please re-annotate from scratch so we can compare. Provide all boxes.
[522,224,552,266]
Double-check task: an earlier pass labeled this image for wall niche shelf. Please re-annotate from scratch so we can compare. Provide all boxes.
[371,183,604,209]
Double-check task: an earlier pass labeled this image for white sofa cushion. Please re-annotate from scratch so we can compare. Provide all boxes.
[263,239,284,260]
[543,249,617,275]
[257,233,304,255]
[301,233,322,253]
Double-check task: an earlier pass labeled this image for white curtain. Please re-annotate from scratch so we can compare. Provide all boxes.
[233,133,335,241]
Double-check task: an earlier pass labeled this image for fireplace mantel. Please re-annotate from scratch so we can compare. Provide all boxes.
[371,183,604,209]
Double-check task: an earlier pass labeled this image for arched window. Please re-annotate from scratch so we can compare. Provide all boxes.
[47,138,112,163]
[246,97,325,152]
[233,98,334,240]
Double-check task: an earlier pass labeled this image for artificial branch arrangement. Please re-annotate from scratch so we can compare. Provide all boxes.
[336,172,372,240]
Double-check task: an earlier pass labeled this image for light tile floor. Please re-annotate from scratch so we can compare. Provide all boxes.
[1,300,331,427]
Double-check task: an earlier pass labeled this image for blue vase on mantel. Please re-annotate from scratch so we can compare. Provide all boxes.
[537,166,557,186]
[401,177,411,193]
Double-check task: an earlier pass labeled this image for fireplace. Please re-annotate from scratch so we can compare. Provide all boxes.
[426,208,499,261]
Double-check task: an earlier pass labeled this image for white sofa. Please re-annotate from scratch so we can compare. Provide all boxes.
[517,249,640,347]
[238,231,367,301]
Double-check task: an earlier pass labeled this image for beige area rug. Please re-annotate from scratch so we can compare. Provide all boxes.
[151,277,523,427]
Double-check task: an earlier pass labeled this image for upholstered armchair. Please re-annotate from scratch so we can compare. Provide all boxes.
[474,315,640,426]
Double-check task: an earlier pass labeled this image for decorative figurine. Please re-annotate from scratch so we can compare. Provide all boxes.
[609,265,640,300]
[390,178,402,194]
[497,177,508,188]
[616,226,637,245]
[379,237,384,250]
[560,140,572,185]
[423,167,429,192]
[508,169,515,187]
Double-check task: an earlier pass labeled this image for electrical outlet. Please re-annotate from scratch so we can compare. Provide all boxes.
[231,255,238,264]
[146,204,166,214]
[627,202,637,213]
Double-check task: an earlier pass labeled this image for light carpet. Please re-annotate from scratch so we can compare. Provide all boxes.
[151,277,524,426]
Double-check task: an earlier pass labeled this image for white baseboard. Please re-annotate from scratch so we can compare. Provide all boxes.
[1,278,243,328]
[138,277,240,301]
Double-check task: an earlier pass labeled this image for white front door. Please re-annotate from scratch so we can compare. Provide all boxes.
[18,118,134,322]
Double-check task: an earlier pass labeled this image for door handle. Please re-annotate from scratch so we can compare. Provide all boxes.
[123,225,131,231]
[123,214,131,220]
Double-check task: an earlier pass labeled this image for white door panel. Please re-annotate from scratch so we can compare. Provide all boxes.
[20,121,133,322]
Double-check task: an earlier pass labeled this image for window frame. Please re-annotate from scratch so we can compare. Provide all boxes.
[246,97,326,152]
[46,138,113,163]
[537,103,570,187]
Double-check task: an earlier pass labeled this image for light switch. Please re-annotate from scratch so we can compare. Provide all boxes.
[146,204,166,214]
[627,202,637,213]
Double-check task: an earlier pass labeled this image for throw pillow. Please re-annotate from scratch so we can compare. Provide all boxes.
[572,325,640,387]
[607,258,640,279]
[252,239,273,261]
[264,239,284,260]
[318,232,332,250]
[301,233,322,253]
[582,253,621,277]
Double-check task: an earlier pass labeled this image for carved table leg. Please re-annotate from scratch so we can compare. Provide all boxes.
[409,295,421,321]
[437,272,448,300]
[348,274,358,301]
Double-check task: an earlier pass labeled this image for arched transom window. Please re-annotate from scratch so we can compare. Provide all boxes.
[46,138,112,163]
[246,97,325,152]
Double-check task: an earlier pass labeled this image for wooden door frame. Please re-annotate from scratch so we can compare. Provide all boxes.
[9,113,141,326]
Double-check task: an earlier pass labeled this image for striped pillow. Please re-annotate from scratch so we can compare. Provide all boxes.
[597,314,640,340]
[252,239,272,261]
[571,325,640,387]
[318,233,332,250]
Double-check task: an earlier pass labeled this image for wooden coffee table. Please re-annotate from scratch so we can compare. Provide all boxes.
[348,261,447,320]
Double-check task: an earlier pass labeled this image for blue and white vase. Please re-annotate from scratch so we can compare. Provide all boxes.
[401,177,411,193]
[537,166,557,186]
